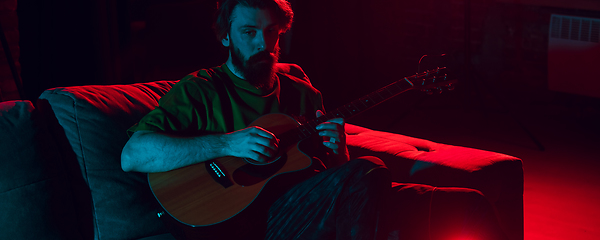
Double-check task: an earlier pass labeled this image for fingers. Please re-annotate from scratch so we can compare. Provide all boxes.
[317,128,340,140]
[247,127,279,162]
[246,146,277,163]
[315,117,345,140]
[315,110,345,154]
[228,126,279,163]
[250,126,278,141]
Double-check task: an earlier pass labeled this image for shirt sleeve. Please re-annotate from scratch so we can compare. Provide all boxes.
[127,77,209,137]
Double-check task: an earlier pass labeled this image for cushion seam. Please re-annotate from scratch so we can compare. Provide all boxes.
[0,177,56,194]
[55,90,101,239]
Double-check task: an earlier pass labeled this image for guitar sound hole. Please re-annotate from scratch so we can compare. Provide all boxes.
[243,155,282,166]
[234,154,287,186]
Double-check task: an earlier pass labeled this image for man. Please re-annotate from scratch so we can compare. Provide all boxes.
[121,0,390,239]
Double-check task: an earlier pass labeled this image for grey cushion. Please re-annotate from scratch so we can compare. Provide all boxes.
[38,81,177,240]
[0,100,80,239]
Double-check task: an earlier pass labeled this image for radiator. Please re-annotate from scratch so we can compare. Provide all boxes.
[548,14,600,98]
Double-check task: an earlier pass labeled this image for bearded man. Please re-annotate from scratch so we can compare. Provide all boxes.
[121,0,391,239]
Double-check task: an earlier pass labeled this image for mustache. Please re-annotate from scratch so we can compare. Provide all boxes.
[247,50,276,64]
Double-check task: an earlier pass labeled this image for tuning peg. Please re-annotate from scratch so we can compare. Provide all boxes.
[446,83,455,91]
[422,89,433,95]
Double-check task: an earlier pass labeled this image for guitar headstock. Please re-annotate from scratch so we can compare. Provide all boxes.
[408,67,458,95]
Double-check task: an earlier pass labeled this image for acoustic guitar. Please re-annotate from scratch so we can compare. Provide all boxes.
[148,67,456,234]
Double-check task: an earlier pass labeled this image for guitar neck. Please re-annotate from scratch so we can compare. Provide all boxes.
[282,67,450,143]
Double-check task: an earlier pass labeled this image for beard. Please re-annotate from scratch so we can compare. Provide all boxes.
[230,41,280,90]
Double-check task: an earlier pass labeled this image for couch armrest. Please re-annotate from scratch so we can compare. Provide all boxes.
[0,100,81,239]
[345,123,523,240]
[38,81,178,240]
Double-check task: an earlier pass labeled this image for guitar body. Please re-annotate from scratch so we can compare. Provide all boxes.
[148,113,314,231]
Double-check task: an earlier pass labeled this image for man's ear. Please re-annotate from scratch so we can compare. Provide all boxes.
[222,34,230,47]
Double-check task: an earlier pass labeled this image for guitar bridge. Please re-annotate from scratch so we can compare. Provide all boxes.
[205,161,233,188]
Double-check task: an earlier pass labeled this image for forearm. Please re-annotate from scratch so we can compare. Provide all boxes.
[121,131,229,173]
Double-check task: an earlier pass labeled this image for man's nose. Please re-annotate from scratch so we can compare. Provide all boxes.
[256,31,266,51]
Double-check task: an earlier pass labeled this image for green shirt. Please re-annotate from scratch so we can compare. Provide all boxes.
[128,63,324,135]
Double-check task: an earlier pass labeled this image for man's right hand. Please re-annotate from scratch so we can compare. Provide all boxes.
[223,126,279,163]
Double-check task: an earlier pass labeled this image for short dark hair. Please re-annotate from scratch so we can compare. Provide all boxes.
[213,0,293,41]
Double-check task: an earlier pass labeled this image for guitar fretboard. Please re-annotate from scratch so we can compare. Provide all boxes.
[278,67,448,146]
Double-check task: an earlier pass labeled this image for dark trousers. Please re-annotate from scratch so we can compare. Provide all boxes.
[265,156,390,240]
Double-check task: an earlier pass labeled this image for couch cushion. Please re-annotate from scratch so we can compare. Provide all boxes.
[0,100,80,239]
[346,123,522,200]
[346,123,518,171]
[38,81,178,240]
[346,123,524,239]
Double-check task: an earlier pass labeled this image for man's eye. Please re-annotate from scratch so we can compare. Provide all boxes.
[244,30,256,35]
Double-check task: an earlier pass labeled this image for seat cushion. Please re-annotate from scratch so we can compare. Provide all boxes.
[38,81,178,240]
[346,123,524,239]
[346,123,522,200]
[0,100,80,239]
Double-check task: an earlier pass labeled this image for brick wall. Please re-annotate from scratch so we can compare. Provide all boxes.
[0,0,20,101]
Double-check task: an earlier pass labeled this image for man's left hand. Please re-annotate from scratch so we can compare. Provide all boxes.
[315,110,349,163]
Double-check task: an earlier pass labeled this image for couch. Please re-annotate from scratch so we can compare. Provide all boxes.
[0,80,523,240]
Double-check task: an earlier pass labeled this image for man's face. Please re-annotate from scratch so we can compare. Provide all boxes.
[225,6,282,88]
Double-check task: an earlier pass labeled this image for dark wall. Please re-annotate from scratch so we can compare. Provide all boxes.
[17,0,225,101]
[288,0,600,121]
[0,0,21,101]
[18,0,99,101]
[288,0,469,109]
[17,0,600,118]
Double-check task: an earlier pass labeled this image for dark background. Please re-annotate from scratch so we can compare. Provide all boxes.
[0,0,596,138]
[2,1,600,239]
[0,0,597,135]
[8,0,599,115]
